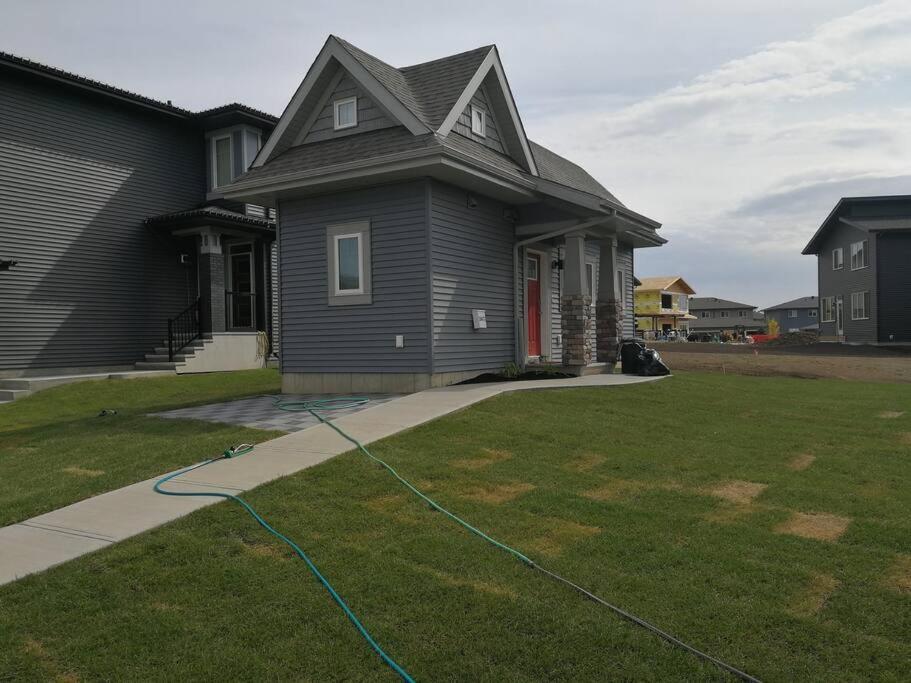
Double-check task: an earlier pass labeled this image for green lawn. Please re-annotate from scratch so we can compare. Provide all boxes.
[0,369,282,525]
[2,373,910,681]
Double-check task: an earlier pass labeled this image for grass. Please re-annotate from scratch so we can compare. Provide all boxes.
[2,372,910,680]
[0,369,282,525]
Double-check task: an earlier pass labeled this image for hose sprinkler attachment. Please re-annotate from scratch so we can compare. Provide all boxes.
[224,444,254,458]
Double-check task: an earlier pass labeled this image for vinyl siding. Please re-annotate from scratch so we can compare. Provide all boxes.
[429,181,515,372]
[279,181,430,373]
[876,231,911,342]
[816,221,877,342]
[302,72,397,145]
[453,84,506,155]
[766,308,818,332]
[0,70,205,371]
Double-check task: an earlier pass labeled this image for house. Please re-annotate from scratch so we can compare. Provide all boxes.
[764,296,818,335]
[802,195,911,343]
[0,51,280,378]
[222,36,664,393]
[634,276,696,338]
[687,297,765,339]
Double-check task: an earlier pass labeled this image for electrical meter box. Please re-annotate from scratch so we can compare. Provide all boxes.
[471,309,487,330]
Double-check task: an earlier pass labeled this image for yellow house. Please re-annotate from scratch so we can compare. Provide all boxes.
[635,276,697,336]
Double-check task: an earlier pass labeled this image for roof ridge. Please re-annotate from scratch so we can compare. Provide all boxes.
[400,44,495,72]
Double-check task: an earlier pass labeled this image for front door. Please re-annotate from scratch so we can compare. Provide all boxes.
[835,295,844,337]
[227,243,255,330]
[526,254,541,357]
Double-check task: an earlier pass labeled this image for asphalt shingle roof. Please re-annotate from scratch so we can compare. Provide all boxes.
[689,297,756,311]
[765,296,818,311]
[144,205,274,229]
[529,141,622,204]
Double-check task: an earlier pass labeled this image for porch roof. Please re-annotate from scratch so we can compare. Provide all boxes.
[144,206,275,238]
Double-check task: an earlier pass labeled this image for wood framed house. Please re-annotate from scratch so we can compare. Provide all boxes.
[634,276,696,338]
[222,36,665,393]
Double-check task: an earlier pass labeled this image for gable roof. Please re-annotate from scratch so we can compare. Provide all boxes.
[529,141,621,204]
[765,296,818,311]
[802,194,911,254]
[689,297,756,311]
[635,276,696,294]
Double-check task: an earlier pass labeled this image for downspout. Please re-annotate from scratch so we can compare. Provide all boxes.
[512,214,613,366]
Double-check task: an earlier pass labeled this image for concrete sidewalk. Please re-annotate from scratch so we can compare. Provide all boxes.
[0,373,663,586]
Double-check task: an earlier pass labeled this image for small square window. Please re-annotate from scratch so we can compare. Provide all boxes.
[334,97,358,130]
[809,309,818,318]
[471,106,486,137]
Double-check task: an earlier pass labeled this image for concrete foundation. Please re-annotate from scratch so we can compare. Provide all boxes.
[177,332,266,374]
[282,368,486,394]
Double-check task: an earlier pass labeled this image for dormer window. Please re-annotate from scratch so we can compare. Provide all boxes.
[207,127,263,192]
[471,105,486,137]
[334,96,357,130]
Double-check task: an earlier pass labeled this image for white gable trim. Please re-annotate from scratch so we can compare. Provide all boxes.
[290,68,346,147]
[253,37,429,168]
[437,48,538,176]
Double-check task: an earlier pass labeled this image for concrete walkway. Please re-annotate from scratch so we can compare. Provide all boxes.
[0,373,663,586]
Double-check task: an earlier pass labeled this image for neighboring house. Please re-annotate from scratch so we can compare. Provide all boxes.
[765,296,818,334]
[634,276,696,337]
[688,297,765,338]
[802,195,911,343]
[0,52,280,377]
[222,36,664,393]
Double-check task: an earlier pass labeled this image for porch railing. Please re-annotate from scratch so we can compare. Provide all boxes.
[167,298,202,362]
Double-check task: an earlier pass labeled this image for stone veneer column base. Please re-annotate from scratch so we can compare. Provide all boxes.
[561,294,594,366]
[596,299,623,364]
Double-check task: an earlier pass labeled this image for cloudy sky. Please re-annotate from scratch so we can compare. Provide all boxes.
[4,0,909,308]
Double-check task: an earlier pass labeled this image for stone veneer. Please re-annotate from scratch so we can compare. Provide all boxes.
[596,298,623,364]
[561,294,594,366]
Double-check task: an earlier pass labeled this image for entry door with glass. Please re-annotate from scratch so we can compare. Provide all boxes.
[227,243,255,330]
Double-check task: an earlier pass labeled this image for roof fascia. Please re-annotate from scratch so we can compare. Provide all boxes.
[436,48,538,176]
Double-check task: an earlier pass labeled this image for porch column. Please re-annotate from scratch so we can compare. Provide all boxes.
[197,229,225,334]
[561,233,593,366]
[596,236,622,364]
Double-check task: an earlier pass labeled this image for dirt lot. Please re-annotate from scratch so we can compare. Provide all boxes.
[650,342,911,382]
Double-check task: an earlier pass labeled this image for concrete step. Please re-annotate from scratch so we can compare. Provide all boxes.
[133,361,181,371]
[159,339,209,349]
[152,346,199,356]
[0,388,31,401]
[144,353,189,363]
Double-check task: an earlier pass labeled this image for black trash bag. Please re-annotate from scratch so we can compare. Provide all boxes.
[620,340,646,374]
[639,348,671,376]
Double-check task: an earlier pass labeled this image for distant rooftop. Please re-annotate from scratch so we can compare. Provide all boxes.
[765,295,818,311]
[689,296,756,311]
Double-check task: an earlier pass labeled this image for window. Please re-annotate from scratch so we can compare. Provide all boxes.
[661,293,672,309]
[243,130,261,171]
[809,309,818,318]
[213,135,232,188]
[471,106,486,137]
[851,291,869,320]
[850,240,868,270]
[678,295,688,312]
[326,221,372,305]
[334,96,357,130]
[832,248,843,270]
[739,310,746,318]
[788,309,798,318]
[527,256,539,281]
[720,311,729,318]
[586,262,596,303]
[616,269,624,307]
[820,297,835,322]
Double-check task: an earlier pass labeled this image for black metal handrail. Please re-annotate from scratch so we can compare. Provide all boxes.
[167,298,201,361]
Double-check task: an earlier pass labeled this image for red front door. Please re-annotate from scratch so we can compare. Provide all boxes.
[526,254,541,357]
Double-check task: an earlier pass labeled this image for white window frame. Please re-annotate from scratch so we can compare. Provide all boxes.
[333,233,364,295]
[739,310,746,318]
[720,311,729,318]
[788,309,798,318]
[616,269,625,308]
[809,308,818,318]
[850,240,868,270]
[851,291,869,320]
[585,261,596,305]
[470,105,486,137]
[242,130,262,171]
[211,134,233,189]
[832,247,843,270]
[333,96,358,130]
[820,297,834,322]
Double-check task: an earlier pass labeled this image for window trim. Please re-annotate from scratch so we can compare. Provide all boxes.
[809,308,818,318]
[820,296,835,323]
[832,247,844,270]
[850,240,868,271]
[211,134,233,189]
[333,96,358,130]
[788,309,798,318]
[851,291,869,320]
[470,105,486,137]
[326,221,372,306]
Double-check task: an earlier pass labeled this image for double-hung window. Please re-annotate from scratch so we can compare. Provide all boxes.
[850,240,868,270]
[832,248,844,270]
[788,309,798,318]
[851,291,869,320]
[326,221,372,305]
[334,96,358,130]
[820,297,834,322]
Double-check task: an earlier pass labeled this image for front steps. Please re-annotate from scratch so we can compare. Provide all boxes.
[133,339,212,372]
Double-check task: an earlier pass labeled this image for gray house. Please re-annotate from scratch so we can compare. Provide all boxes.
[224,36,664,393]
[687,297,765,339]
[0,52,279,378]
[802,195,911,343]
[764,296,818,334]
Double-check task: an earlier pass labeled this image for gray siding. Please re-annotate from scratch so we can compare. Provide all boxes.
[302,73,397,144]
[876,231,911,342]
[766,308,818,332]
[0,70,204,371]
[453,84,506,155]
[271,240,280,353]
[279,181,430,373]
[816,221,877,342]
[430,181,515,373]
